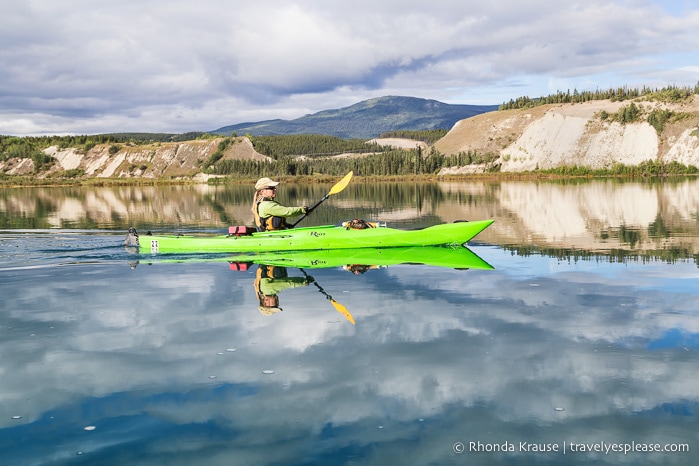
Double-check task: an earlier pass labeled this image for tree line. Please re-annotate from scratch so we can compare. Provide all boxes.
[533,160,698,177]
[499,83,699,110]
[378,129,449,144]
[246,130,450,157]
[0,132,212,163]
[208,146,500,178]
[247,134,391,158]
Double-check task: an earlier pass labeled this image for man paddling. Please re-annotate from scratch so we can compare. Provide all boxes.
[252,177,309,231]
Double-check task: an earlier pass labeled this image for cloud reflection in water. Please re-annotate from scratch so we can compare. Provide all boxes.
[1,246,698,464]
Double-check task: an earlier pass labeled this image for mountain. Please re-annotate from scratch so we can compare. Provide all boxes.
[211,96,499,139]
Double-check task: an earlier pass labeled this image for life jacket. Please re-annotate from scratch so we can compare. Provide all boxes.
[257,264,288,281]
[254,264,287,298]
[255,197,290,231]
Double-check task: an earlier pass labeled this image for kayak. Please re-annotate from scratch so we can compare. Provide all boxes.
[135,220,494,254]
[149,245,494,271]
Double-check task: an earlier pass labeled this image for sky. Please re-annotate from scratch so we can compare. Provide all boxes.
[1,0,698,136]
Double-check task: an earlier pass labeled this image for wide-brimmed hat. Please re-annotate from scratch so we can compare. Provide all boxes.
[258,305,283,315]
[255,177,280,191]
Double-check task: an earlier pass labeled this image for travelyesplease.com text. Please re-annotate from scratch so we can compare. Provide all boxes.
[453,440,690,455]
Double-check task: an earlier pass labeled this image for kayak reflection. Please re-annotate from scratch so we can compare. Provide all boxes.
[227,245,494,271]
[233,245,493,324]
[141,245,493,324]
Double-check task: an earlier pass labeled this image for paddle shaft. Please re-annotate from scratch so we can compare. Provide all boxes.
[291,171,353,228]
[291,194,328,227]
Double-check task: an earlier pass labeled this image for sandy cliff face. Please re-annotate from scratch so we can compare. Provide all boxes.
[0,137,270,179]
[435,97,699,173]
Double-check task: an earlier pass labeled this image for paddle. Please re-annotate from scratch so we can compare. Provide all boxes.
[300,269,355,325]
[291,171,354,227]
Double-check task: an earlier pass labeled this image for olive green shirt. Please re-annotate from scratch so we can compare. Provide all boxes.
[258,277,309,296]
[257,200,305,220]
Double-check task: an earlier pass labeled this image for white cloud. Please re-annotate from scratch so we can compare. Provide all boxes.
[0,0,698,135]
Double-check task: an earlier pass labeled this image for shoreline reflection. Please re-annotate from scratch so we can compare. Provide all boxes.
[3,179,699,257]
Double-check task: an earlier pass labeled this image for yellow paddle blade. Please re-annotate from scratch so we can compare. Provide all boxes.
[331,299,355,325]
[328,171,354,195]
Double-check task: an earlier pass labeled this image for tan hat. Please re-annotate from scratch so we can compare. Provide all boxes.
[258,305,283,315]
[255,177,280,191]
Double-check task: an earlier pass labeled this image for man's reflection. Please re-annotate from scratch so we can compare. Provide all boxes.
[254,264,313,315]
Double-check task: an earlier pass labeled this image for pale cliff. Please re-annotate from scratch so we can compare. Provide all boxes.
[0,136,270,179]
[435,96,699,173]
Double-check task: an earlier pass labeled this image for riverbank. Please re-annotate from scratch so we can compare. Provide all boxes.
[3,168,698,188]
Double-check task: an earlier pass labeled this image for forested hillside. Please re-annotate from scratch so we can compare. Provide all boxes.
[212,96,498,138]
[500,83,699,110]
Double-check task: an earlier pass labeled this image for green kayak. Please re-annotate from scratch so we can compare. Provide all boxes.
[135,220,494,254]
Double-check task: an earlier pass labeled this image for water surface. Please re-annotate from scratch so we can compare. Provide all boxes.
[1,180,697,465]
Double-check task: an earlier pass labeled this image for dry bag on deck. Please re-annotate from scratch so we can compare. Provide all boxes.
[342,219,377,230]
[229,226,255,236]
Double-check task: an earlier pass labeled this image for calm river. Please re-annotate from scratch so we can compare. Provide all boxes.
[1,179,698,465]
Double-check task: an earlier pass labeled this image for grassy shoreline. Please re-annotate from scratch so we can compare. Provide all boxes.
[2,169,699,188]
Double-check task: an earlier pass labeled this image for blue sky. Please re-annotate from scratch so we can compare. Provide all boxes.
[1,0,698,136]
